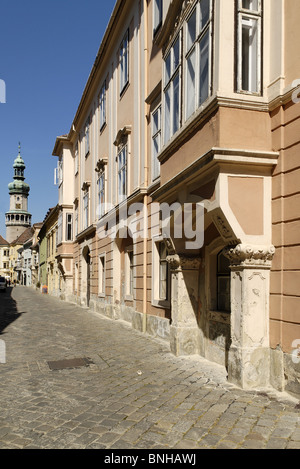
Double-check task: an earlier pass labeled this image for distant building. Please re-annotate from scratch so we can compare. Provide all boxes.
[5,144,32,244]
[38,206,59,295]
[0,235,10,281]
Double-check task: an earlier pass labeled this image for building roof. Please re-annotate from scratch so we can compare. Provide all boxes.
[0,235,9,247]
[11,227,34,246]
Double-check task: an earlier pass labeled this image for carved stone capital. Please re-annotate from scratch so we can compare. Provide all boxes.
[166,254,201,271]
[224,244,275,268]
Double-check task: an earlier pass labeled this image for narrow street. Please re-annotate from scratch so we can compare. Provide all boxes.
[0,286,299,450]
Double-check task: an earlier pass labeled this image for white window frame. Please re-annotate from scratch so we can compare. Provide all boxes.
[74,142,79,175]
[152,237,171,308]
[236,0,262,94]
[66,213,73,241]
[97,172,105,220]
[75,263,79,293]
[83,191,89,230]
[57,213,63,246]
[120,29,129,95]
[99,81,106,131]
[153,0,163,36]
[98,253,106,297]
[151,104,161,181]
[54,158,63,186]
[125,246,134,300]
[85,117,90,156]
[163,33,182,145]
[118,145,128,203]
[185,0,212,121]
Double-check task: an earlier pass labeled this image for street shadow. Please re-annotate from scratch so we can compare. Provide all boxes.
[0,287,22,335]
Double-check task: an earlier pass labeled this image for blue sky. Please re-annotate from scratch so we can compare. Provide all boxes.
[0,0,115,238]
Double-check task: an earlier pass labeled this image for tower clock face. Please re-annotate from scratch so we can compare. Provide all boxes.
[16,204,21,210]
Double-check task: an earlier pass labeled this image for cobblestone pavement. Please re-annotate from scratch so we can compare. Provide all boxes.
[0,286,300,450]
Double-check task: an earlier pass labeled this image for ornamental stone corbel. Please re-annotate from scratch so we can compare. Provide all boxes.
[95,158,108,174]
[224,244,275,269]
[166,254,202,271]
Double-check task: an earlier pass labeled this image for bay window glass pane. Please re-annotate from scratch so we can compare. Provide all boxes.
[242,17,258,92]
[173,73,180,134]
[199,30,209,105]
[165,53,171,85]
[187,10,196,51]
[173,38,180,71]
[164,86,171,143]
[242,0,258,10]
[200,0,210,29]
[186,48,196,119]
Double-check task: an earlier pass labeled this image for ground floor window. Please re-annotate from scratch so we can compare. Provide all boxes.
[217,250,231,312]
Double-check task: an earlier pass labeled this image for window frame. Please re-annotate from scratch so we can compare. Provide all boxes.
[163,32,182,145]
[120,29,129,95]
[151,104,162,181]
[83,190,89,230]
[97,171,105,220]
[153,0,163,36]
[98,253,106,297]
[117,144,128,203]
[152,237,171,308]
[99,81,106,131]
[236,0,262,95]
[184,0,212,121]
[125,246,134,300]
[85,117,90,157]
[66,213,73,242]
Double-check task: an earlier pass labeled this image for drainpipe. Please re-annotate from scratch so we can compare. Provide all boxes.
[142,0,149,333]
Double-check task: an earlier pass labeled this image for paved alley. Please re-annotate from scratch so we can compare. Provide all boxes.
[0,286,299,450]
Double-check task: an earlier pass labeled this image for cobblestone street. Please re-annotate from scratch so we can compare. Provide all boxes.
[0,286,299,450]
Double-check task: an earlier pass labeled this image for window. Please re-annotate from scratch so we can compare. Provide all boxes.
[75,263,79,293]
[97,173,105,219]
[152,105,161,181]
[120,30,129,94]
[98,254,105,296]
[237,0,262,94]
[159,242,169,301]
[75,208,78,237]
[85,117,90,156]
[118,145,127,203]
[74,142,79,175]
[83,191,89,230]
[66,213,73,241]
[125,247,134,298]
[99,82,106,130]
[152,238,170,306]
[54,158,63,186]
[57,213,63,245]
[164,34,181,143]
[217,251,231,312]
[153,0,162,35]
[185,0,212,120]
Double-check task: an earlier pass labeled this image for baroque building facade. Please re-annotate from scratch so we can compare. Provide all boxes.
[51,0,300,396]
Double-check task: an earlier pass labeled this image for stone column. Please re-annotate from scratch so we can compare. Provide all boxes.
[224,244,275,389]
[167,254,201,357]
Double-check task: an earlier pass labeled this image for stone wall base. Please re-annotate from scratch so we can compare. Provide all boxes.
[228,345,270,389]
